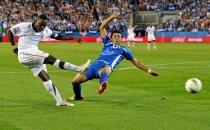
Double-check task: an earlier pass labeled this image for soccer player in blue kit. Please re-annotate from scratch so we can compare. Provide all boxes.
[68,12,160,100]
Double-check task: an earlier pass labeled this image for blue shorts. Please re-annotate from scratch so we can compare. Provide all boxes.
[85,60,109,80]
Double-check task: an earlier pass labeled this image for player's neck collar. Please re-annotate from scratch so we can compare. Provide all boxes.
[32,22,39,32]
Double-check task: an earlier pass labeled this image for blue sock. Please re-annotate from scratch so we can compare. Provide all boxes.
[99,72,109,84]
[73,84,82,98]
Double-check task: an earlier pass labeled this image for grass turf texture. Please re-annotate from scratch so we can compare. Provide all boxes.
[0,42,210,130]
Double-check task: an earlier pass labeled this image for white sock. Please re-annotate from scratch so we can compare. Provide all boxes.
[43,80,62,103]
[147,43,150,49]
[128,42,130,47]
[53,59,81,72]
[153,42,156,49]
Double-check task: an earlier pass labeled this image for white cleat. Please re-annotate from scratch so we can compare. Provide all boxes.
[56,100,75,107]
[80,59,91,74]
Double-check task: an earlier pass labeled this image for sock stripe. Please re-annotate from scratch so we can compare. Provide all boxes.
[59,61,65,69]
[52,84,57,95]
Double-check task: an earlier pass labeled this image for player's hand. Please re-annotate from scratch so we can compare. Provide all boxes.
[111,12,120,19]
[148,69,160,78]
[13,48,18,54]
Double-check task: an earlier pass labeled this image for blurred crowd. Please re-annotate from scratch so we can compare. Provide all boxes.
[158,0,209,32]
[0,0,131,33]
[131,0,207,11]
[0,0,209,33]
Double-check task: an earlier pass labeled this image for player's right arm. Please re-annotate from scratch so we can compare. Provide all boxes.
[99,12,120,38]
[8,29,18,54]
[8,23,27,54]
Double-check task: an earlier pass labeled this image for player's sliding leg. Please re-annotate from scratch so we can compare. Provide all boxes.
[98,66,111,94]
[98,72,109,94]
[153,40,157,49]
[43,55,90,73]
[67,73,88,101]
[38,70,74,106]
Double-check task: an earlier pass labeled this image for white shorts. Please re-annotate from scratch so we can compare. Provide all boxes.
[148,35,156,41]
[18,49,49,77]
[127,35,135,41]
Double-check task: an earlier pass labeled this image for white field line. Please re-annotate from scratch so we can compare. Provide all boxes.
[0,61,210,74]
[116,61,210,70]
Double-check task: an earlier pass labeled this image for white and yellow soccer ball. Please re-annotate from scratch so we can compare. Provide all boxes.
[185,78,202,93]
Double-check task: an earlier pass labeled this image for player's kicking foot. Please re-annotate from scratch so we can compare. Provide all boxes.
[66,96,84,101]
[56,100,75,107]
[98,82,108,94]
[80,59,91,74]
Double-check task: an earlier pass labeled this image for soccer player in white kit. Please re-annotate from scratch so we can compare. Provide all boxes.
[127,25,137,47]
[8,14,91,106]
[145,25,156,49]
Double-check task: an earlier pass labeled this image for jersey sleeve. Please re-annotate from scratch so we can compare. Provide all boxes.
[101,36,112,46]
[43,27,53,39]
[10,23,28,36]
[122,47,134,60]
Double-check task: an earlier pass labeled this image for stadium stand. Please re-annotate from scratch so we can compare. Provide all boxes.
[0,0,209,34]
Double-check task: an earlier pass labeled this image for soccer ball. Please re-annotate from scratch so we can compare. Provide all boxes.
[185,78,202,93]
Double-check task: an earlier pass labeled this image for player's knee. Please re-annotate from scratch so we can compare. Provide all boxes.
[38,70,50,82]
[44,55,57,65]
[72,79,79,86]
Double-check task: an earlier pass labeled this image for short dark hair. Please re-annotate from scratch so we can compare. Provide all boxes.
[37,14,48,20]
[110,30,121,38]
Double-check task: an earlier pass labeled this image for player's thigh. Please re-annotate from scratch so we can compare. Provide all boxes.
[98,66,112,76]
[72,73,88,84]
[18,49,49,65]
[31,64,48,77]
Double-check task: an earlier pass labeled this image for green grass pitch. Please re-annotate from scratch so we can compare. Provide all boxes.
[0,42,210,130]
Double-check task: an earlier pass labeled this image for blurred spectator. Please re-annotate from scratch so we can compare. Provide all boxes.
[0,0,209,33]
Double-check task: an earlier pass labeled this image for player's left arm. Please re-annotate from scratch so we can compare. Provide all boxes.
[131,58,160,78]
[122,47,159,78]
[133,25,138,29]
[50,34,83,44]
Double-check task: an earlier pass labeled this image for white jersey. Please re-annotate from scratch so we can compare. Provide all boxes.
[146,26,155,36]
[10,22,53,53]
[127,27,134,36]
[146,26,156,41]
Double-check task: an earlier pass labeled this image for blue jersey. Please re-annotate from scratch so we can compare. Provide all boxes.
[85,36,134,80]
[96,36,134,70]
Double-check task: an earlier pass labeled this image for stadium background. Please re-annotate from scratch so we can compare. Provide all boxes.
[0,0,209,43]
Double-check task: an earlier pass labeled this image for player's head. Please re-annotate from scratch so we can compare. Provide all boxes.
[110,30,122,44]
[34,14,48,32]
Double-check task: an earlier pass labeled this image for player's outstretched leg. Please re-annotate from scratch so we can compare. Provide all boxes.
[44,55,91,73]
[67,73,88,101]
[38,70,74,106]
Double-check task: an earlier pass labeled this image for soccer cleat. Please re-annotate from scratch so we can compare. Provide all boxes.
[98,82,108,94]
[66,96,84,101]
[80,59,91,74]
[56,100,75,107]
